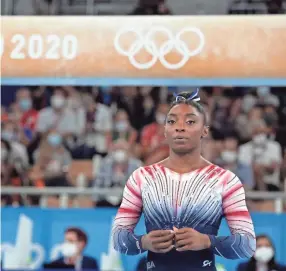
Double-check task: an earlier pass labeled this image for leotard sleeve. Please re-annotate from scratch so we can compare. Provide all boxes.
[112,168,146,255]
[208,173,256,259]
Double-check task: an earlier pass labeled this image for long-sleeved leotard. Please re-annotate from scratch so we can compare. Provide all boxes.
[112,164,256,271]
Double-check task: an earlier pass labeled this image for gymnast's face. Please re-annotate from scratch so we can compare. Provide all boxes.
[165,103,208,154]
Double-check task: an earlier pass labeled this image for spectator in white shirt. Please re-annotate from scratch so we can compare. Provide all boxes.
[36,88,80,137]
[238,122,282,190]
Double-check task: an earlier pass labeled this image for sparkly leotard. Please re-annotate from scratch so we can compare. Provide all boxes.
[113,164,256,271]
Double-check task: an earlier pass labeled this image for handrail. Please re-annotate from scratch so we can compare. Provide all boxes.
[1,187,285,212]
[2,186,286,198]
[1,186,123,196]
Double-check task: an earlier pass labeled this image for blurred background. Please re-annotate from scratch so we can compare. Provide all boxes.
[1,1,286,271]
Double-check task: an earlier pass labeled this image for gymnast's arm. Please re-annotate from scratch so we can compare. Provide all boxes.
[208,174,256,259]
[112,168,146,255]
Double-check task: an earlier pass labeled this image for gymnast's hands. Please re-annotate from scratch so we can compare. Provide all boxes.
[173,227,211,252]
[142,230,175,253]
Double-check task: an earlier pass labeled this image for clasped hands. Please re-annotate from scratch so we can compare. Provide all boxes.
[142,227,211,253]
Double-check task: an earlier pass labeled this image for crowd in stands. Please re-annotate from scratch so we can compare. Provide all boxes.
[1,86,286,210]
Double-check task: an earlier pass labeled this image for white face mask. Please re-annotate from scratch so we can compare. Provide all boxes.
[221,151,237,164]
[257,86,270,97]
[242,95,256,113]
[253,133,267,145]
[1,148,8,161]
[2,130,17,142]
[113,150,127,163]
[254,246,274,263]
[51,95,65,109]
[156,113,166,125]
[61,242,78,258]
[115,121,129,132]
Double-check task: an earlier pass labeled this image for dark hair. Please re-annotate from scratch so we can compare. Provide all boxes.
[65,227,88,245]
[246,234,277,271]
[169,91,208,125]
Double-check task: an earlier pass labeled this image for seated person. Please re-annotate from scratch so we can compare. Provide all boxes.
[237,234,286,271]
[217,135,254,191]
[49,227,98,271]
[93,139,143,207]
[29,129,72,187]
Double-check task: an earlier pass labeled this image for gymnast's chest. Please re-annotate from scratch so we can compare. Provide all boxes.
[141,174,223,215]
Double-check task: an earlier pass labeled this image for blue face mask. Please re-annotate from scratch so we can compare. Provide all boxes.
[19,99,32,111]
[47,134,62,147]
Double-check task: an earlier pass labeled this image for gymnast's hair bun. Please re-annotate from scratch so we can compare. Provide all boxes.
[173,89,200,103]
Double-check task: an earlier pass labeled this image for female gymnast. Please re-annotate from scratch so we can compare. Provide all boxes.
[112,90,256,271]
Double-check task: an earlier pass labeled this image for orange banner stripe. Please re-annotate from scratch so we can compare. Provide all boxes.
[1,15,286,78]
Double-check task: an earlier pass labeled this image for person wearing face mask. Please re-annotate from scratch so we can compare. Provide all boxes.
[237,234,286,271]
[80,94,113,155]
[219,136,254,191]
[141,103,170,164]
[30,130,72,188]
[16,88,39,137]
[36,88,79,137]
[238,123,282,192]
[47,227,98,271]
[1,121,29,171]
[257,87,280,108]
[235,106,267,144]
[93,139,142,207]
[111,109,138,148]
[1,139,27,206]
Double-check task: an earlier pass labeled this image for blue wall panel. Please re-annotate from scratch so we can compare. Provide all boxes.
[1,208,285,271]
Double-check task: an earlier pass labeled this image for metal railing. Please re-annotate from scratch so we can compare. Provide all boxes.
[2,186,286,213]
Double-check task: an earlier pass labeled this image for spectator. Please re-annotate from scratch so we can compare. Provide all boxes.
[140,102,169,164]
[266,0,284,14]
[238,122,282,191]
[131,0,172,15]
[93,139,142,207]
[1,121,29,169]
[236,234,286,271]
[240,90,258,114]
[236,106,267,143]
[110,87,145,131]
[81,93,112,155]
[36,88,80,137]
[218,136,254,190]
[1,106,9,122]
[49,227,99,271]
[29,129,72,187]
[31,86,48,111]
[257,86,280,108]
[263,104,279,140]
[1,139,28,206]
[16,88,39,142]
[110,109,138,148]
[210,91,237,139]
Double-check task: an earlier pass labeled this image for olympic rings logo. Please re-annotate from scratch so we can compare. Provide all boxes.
[114,26,205,70]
